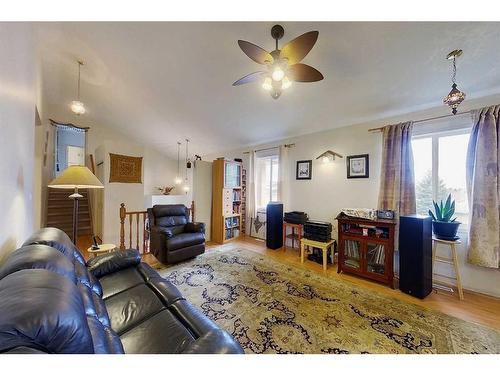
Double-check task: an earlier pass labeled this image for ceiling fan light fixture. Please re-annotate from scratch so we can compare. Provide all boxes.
[262,77,273,91]
[234,25,322,99]
[272,66,285,81]
[282,76,292,90]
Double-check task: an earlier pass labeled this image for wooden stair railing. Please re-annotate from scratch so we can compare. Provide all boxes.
[119,201,195,254]
[119,203,149,253]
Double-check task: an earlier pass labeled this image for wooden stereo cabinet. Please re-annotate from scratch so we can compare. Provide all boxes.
[337,216,396,288]
[211,158,243,244]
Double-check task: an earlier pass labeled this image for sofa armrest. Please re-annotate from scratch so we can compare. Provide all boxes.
[86,249,141,278]
[185,222,205,234]
[181,329,244,354]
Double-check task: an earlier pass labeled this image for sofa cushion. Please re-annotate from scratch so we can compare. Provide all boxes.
[166,232,205,252]
[119,309,195,354]
[0,245,76,283]
[99,267,145,299]
[105,284,165,335]
[22,227,86,265]
[0,269,94,354]
[146,277,185,306]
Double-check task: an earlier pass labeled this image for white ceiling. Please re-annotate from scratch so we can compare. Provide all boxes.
[36,22,500,158]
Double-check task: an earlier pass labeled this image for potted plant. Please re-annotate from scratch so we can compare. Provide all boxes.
[428,194,461,240]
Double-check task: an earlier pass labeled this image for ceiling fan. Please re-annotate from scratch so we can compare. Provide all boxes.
[233,24,324,99]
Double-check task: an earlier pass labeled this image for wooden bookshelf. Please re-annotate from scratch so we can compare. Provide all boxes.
[337,216,396,288]
[211,159,243,244]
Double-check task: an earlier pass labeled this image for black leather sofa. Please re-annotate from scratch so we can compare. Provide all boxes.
[148,205,205,264]
[0,227,243,354]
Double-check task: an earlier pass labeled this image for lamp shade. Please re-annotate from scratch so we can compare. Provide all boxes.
[48,165,103,189]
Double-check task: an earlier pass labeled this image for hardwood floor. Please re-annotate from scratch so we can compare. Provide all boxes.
[77,234,500,331]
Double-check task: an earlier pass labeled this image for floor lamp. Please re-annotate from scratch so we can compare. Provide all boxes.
[48,165,103,244]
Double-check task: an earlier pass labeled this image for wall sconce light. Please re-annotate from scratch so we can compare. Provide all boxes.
[316,150,343,164]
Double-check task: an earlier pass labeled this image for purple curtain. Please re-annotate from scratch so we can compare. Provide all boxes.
[466,105,500,268]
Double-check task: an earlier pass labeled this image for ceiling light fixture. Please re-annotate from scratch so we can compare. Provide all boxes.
[174,142,182,185]
[443,49,466,115]
[70,60,86,116]
[233,24,323,99]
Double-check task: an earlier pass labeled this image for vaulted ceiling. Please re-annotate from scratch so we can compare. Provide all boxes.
[36,22,500,158]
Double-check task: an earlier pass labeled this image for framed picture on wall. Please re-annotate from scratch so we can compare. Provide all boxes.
[296,160,312,180]
[347,154,369,178]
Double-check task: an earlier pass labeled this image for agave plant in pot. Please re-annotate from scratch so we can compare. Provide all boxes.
[428,194,461,240]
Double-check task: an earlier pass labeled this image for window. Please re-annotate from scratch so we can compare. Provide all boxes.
[255,152,279,210]
[412,126,471,230]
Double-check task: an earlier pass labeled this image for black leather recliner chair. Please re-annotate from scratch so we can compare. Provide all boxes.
[148,205,205,264]
[0,227,243,354]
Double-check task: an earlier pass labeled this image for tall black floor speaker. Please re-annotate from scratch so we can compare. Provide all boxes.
[266,202,283,249]
[399,215,433,299]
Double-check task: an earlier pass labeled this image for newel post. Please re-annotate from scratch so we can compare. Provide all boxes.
[119,203,126,250]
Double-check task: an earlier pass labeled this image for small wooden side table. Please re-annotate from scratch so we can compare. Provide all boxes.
[87,243,116,258]
[432,237,464,300]
[282,222,303,253]
[300,238,336,271]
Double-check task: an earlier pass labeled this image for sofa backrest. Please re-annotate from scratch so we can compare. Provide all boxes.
[0,228,124,354]
[150,204,189,229]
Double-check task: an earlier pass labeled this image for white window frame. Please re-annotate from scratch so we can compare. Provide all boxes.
[255,149,279,210]
[413,127,471,203]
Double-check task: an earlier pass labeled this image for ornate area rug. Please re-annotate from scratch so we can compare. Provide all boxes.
[158,248,500,354]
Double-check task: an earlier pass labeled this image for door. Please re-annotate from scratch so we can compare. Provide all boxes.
[67,146,85,167]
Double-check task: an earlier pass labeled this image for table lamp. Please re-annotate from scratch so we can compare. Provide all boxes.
[48,165,103,244]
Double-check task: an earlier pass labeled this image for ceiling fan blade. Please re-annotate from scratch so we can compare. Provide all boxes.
[280,31,319,65]
[232,71,267,86]
[238,40,274,65]
[288,63,324,82]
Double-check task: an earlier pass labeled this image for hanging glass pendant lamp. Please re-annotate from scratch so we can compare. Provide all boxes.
[70,60,86,116]
[174,142,182,185]
[443,50,466,115]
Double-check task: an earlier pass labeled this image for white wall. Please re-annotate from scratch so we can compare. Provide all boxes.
[89,131,186,246]
[143,148,180,196]
[0,23,36,263]
[99,140,145,246]
[203,105,500,298]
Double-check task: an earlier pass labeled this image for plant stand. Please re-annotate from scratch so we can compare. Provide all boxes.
[432,237,464,300]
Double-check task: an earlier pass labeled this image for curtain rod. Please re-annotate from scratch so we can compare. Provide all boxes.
[50,119,90,131]
[368,110,473,133]
[243,143,295,154]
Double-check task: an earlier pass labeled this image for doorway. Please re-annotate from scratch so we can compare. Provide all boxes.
[54,124,86,175]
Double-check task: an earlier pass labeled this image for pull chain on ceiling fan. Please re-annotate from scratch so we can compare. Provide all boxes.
[233,24,324,99]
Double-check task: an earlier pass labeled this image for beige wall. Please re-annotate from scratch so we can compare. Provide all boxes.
[204,99,500,298]
[88,127,182,245]
[0,23,36,263]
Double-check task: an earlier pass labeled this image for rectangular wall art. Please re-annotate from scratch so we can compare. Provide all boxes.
[109,153,143,183]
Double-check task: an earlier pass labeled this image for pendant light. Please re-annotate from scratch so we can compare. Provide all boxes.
[443,49,466,115]
[70,60,86,116]
[183,139,190,193]
[174,142,182,185]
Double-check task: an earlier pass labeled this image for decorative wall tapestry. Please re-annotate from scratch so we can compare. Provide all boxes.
[109,153,143,183]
